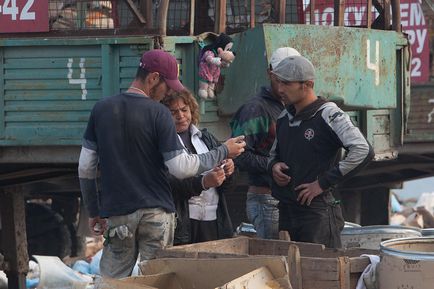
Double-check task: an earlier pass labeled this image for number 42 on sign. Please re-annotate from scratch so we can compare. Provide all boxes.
[0,0,35,21]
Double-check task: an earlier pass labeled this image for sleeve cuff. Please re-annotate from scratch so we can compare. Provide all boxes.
[201,175,208,190]
[318,176,331,191]
[267,159,279,176]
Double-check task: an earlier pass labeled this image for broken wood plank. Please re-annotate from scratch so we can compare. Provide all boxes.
[279,231,291,241]
[288,244,302,289]
[215,266,277,289]
[301,270,339,281]
[349,256,371,273]
[249,238,325,256]
[338,257,351,289]
[301,257,339,272]
[302,279,340,289]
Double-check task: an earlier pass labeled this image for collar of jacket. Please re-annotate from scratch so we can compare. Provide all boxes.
[189,124,202,138]
[286,97,328,121]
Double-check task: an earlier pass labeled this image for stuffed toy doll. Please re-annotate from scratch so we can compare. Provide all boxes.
[198,33,235,100]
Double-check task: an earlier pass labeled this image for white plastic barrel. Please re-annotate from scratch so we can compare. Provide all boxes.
[378,237,434,289]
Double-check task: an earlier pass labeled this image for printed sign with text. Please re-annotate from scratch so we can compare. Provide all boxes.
[304,0,430,84]
[0,0,49,33]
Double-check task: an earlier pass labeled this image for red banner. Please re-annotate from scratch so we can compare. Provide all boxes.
[304,0,430,84]
[0,0,48,33]
[401,0,430,84]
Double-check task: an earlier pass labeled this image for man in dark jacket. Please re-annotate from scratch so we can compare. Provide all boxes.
[230,47,300,239]
[269,55,374,248]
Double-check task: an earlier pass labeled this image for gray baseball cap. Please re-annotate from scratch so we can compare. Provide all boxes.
[272,55,315,82]
[269,47,301,70]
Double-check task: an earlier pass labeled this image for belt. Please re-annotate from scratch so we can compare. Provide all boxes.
[248,186,271,194]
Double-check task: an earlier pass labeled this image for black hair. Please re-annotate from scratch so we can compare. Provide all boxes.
[136,67,150,81]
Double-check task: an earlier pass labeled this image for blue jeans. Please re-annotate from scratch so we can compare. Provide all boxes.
[246,192,279,239]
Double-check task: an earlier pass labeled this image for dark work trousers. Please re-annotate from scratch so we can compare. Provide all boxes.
[278,193,345,248]
[190,219,218,243]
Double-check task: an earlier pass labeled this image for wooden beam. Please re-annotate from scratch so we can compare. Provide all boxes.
[372,0,384,14]
[334,0,346,26]
[383,0,392,29]
[367,0,372,28]
[250,0,256,28]
[0,187,29,289]
[279,0,286,24]
[288,245,302,289]
[125,0,146,24]
[391,0,401,32]
[215,0,227,33]
[158,0,170,36]
[310,0,316,24]
[338,257,351,289]
[142,0,153,30]
[279,230,291,241]
[190,0,196,35]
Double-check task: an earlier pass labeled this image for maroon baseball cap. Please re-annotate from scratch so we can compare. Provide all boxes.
[139,50,184,92]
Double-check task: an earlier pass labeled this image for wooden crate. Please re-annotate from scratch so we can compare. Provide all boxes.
[158,237,376,289]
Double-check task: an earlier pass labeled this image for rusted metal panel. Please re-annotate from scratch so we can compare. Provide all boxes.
[219,24,408,114]
[405,84,434,142]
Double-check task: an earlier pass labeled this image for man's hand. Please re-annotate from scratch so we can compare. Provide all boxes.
[224,136,246,158]
[272,162,291,186]
[89,216,107,236]
[221,159,235,176]
[296,180,323,206]
[202,166,226,189]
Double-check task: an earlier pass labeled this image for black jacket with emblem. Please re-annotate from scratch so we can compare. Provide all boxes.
[268,98,374,204]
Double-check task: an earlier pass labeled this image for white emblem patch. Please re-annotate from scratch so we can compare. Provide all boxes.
[304,128,315,141]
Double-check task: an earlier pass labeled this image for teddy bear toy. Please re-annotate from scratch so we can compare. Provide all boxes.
[198,33,235,100]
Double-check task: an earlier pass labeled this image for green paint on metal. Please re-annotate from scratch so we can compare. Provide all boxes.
[218,24,408,115]
[363,109,395,155]
[0,36,198,146]
[0,28,410,154]
[0,37,154,47]
[218,28,268,116]
[0,48,4,138]
[101,45,113,97]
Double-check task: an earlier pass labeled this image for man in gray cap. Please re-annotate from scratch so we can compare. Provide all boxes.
[230,47,300,239]
[268,55,374,247]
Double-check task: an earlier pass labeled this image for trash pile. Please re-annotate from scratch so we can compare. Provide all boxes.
[0,236,104,289]
[390,192,434,229]
[2,202,434,289]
